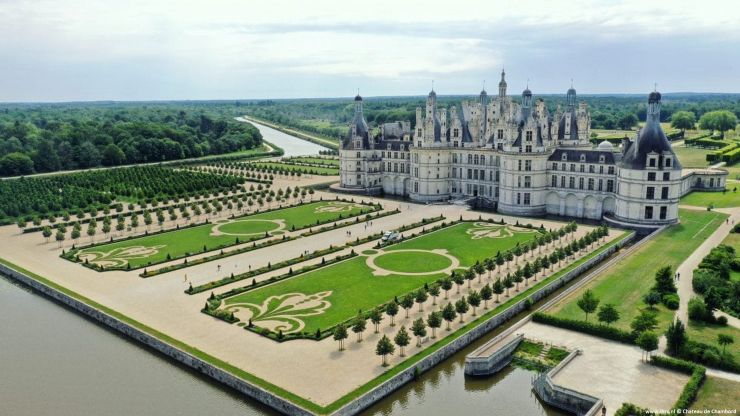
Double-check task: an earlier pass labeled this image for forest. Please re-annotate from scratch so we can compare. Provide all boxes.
[242,93,740,140]
[0,102,263,176]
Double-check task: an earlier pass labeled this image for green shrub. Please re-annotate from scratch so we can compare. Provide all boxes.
[662,293,680,310]
[614,402,655,416]
[532,312,636,344]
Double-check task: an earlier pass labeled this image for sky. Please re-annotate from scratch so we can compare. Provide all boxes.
[1,0,739,102]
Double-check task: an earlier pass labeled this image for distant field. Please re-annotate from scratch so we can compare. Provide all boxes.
[673,144,712,167]
[681,190,740,208]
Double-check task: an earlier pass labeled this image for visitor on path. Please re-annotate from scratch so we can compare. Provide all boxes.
[217,264,221,272]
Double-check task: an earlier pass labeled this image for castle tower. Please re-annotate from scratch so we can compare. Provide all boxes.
[498,69,507,98]
[613,90,682,226]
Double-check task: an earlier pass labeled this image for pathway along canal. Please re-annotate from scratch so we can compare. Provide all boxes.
[1,123,569,416]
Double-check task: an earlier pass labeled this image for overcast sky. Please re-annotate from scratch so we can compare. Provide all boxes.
[1,0,738,102]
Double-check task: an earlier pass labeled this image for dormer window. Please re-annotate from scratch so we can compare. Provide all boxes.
[599,155,605,163]
[649,157,656,168]
[580,154,586,162]
[665,158,672,167]
[526,131,533,142]
[562,153,568,161]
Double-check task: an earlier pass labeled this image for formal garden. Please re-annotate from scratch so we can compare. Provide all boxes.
[246,161,339,176]
[63,200,379,270]
[205,220,615,342]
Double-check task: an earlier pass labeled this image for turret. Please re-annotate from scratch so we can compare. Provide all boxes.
[498,69,507,98]
[566,86,576,109]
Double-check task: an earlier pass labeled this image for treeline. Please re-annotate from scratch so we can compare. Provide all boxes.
[242,93,740,134]
[0,103,263,176]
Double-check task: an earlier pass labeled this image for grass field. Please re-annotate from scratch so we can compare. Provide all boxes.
[250,162,339,175]
[72,201,374,269]
[681,190,740,208]
[673,144,713,168]
[222,222,542,334]
[687,320,740,363]
[549,209,726,334]
[690,376,740,413]
[286,157,339,167]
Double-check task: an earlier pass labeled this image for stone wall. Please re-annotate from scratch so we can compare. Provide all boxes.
[0,262,314,416]
[331,234,634,416]
[532,351,603,416]
[464,334,524,376]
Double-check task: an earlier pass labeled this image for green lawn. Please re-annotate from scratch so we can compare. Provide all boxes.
[72,201,374,269]
[249,162,339,175]
[681,190,740,208]
[222,222,542,334]
[549,209,727,334]
[721,233,740,282]
[690,376,740,413]
[673,144,712,168]
[286,157,339,167]
[687,320,740,363]
[722,164,740,181]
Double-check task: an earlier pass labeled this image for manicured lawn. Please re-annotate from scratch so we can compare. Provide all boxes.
[722,164,740,181]
[387,222,541,267]
[721,233,740,282]
[690,376,740,413]
[673,144,712,168]
[222,222,542,334]
[687,320,740,363]
[250,161,339,175]
[681,190,740,208]
[287,157,339,167]
[549,209,727,334]
[72,201,374,268]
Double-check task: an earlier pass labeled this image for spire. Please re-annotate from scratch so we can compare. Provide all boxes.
[498,68,507,98]
[566,80,576,108]
[647,88,662,120]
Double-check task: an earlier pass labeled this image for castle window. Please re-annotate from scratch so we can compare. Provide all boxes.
[495,187,499,197]
[552,175,557,187]
[481,155,486,165]
[552,163,558,170]
[606,180,614,192]
[356,152,361,158]
[598,179,603,191]
[454,128,459,138]
[665,158,672,167]
[561,163,566,170]
[382,151,385,158]
[661,187,669,199]
[608,166,615,175]
[517,193,521,204]
[524,176,531,188]
[518,160,522,171]
[526,131,533,141]
[526,145,533,152]
[525,160,532,171]
[474,155,479,164]
[569,177,575,188]
[644,206,653,219]
[474,170,479,180]
[663,172,670,181]
[394,152,398,158]
[394,163,398,173]
[589,165,595,173]
[454,141,459,147]
[468,154,473,164]
[580,154,586,162]
[414,182,418,192]
[660,206,667,219]
[495,171,500,181]
[452,167,456,177]
[524,193,531,205]
[467,169,472,179]
[648,172,656,181]
[570,164,576,172]
[588,178,594,190]
[580,164,585,173]
[561,176,566,187]
[498,129,504,140]
[579,178,584,189]
[562,153,568,161]
[646,187,655,199]
[649,157,656,167]
[599,165,604,174]
[599,155,605,163]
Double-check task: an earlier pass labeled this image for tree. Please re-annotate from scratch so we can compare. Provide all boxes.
[400,294,415,319]
[426,311,442,339]
[376,335,394,366]
[414,288,428,312]
[464,268,476,289]
[411,318,427,347]
[643,291,662,310]
[577,289,600,321]
[484,258,495,280]
[597,303,620,326]
[333,324,348,351]
[71,228,81,243]
[441,303,457,330]
[394,326,411,357]
[493,278,504,302]
[617,112,639,130]
[717,334,734,354]
[0,152,34,176]
[369,309,383,333]
[636,331,659,362]
[55,229,65,247]
[351,315,367,342]
[386,301,399,326]
[631,310,658,333]
[428,285,440,306]
[653,266,677,295]
[33,140,61,173]
[670,111,696,133]
[666,319,687,355]
[474,261,485,283]
[467,290,482,316]
[455,297,469,323]
[452,271,465,294]
[699,110,738,138]
[688,297,708,321]
[480,284,493,309]
[102,143,126,166]
[440,277,453,299]
[42,226,52,243]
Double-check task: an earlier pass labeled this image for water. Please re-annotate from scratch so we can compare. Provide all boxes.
[241,118,329,157]
[0,126,568,416]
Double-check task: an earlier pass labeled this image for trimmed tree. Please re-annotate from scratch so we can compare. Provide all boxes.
[467,290,482,316]
[394,326,411,357]
[643,291,662,310]
[455,297,469,323]
[597,303,620,326]
[411,318,427,347]
[351,315,367,342]
[401,294,415,319]
[376,335,394,366]
[386,301,399,327]
[415,288,428,313]
[480,284,493,309]
[637,331,659,362]
[369,309,383,333]
[442,303,456,331]
[426,311,442,339]
[440,277,453,299]
[333,324,348,351]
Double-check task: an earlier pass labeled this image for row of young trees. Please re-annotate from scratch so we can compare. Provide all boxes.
[332,224,611,364]
[2,165,245,222]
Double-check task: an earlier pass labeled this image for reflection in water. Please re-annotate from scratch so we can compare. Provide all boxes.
[0,276,277,416]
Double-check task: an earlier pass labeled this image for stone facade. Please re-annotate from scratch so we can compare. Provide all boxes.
[339,74,727,227]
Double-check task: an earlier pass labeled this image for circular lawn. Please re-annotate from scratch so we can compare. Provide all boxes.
[373,251,453,274]
[216,219,283,236]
